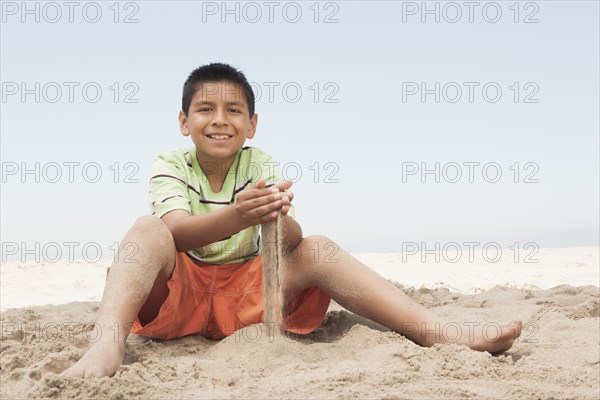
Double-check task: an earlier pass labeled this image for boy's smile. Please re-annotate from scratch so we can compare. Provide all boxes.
[179,81,258,179]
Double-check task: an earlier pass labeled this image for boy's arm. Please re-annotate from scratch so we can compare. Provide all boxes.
[162,207,248,252]
[162,180,289,252]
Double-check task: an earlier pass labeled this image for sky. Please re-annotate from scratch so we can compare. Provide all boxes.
[1,0,599,262]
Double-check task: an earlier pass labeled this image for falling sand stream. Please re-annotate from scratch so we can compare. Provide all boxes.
[261,212,285,334]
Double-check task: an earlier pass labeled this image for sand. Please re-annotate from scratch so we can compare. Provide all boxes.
[261,215,285,326]
[1,248,599,399]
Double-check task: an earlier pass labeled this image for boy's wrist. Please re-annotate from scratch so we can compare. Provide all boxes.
[226,204,252,231]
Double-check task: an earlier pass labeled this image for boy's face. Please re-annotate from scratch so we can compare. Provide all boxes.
[179,81,257,166]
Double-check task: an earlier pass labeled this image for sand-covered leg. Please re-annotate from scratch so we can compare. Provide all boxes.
[62,216,175,378]
[283,235,522,353]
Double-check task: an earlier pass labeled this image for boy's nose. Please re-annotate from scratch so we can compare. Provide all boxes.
[211,109,228,126]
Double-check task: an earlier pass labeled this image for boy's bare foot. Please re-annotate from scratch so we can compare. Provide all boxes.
[454,320,523,354]
[61,339,125,378]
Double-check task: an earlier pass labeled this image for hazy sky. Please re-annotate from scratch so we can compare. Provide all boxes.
[1,1,599,261]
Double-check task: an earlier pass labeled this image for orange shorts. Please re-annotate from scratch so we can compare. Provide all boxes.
[124,252,331,340]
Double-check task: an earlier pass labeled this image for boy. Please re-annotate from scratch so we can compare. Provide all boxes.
[64,63,522,378]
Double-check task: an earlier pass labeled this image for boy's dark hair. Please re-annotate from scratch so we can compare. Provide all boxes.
[182,63,255,118]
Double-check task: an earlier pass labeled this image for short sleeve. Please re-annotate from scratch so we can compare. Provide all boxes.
[149,153,192,218]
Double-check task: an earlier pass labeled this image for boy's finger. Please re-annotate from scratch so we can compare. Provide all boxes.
[252,179,267,189]
[252,200,283,218]
[259,210,280,223]
[238,195,273,213]
[238,184,282,201]
[245,187,282,200]
[276,180,293,191]
[239,191,283,210]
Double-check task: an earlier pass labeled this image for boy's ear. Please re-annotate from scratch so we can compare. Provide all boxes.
[179,110,190,136]
[246,113,258,139]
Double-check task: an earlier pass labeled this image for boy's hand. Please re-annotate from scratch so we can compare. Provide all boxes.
[271,180,294,217]
[233,179,294,225]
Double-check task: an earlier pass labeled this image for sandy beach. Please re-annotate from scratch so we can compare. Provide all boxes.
[1,247,599,399]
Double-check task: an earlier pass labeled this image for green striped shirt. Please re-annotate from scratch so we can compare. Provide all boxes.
[149,146,295,264]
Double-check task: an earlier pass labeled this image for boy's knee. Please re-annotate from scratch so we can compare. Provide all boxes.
[289,235,336,264]
[133,215,168,233]
[130,215,174,250]
[302,235,333,248]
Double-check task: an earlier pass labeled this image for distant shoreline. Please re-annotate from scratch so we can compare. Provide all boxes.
[1,247,598,311]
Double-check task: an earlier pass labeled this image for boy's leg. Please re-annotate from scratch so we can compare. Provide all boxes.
[62,216,176,378]
[283,235,522,353]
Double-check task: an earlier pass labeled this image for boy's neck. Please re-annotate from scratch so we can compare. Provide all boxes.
[196,151,237,192]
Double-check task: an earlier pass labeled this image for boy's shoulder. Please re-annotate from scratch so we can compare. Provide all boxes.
[153,146,275,167]
[150,146,278,184]
[238,146,275,163]
[153,147,194,165]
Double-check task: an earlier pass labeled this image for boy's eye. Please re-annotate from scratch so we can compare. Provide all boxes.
[228,108,241,113]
